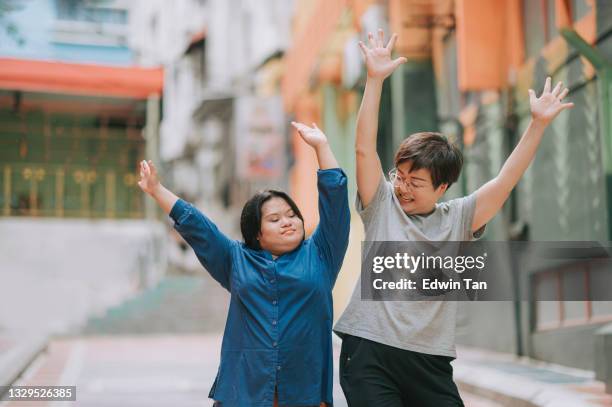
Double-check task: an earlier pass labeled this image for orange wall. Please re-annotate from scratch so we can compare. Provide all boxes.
[455,0,524,91]
[282,0,349,112]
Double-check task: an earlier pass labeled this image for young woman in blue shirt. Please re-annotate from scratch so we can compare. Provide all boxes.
[138,121,350,407]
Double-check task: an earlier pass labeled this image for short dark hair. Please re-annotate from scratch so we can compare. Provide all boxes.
[394,132,463,189]
[240,190,305,250]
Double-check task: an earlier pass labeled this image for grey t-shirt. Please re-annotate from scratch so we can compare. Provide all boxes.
[333,174,484,358]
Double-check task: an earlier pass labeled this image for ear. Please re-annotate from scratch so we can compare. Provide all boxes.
[437,183,448,194]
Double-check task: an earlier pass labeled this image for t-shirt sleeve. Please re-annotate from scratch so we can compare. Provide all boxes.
[457,192,486,241]
[355,172,392,227]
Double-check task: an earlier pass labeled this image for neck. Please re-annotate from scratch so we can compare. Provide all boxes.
[411,205,436,217]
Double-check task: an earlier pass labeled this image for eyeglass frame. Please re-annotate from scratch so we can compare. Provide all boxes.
[388,168,433,191]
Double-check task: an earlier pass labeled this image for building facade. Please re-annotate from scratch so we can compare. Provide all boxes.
[0,0,166,337]
[129,0,295,271]
[282,0,612,385]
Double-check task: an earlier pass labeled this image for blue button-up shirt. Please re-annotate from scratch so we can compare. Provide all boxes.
[169,168,350,407]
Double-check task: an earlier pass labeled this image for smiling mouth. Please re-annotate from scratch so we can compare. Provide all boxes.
[398,194,415,203]
[281,229,296,235]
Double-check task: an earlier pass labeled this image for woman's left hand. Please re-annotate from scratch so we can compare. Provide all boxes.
[291,121,328,149]
[529,76,574,125]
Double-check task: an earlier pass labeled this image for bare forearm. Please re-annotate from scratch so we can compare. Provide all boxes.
[495,119,548,191]
[149,184,180,215]
[315,142,339,169]
[355,78,384,154]
[354,77,385,206]
[473,78,573,231]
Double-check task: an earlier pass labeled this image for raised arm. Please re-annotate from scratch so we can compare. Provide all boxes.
[472,77,574,232]
[138,160,234,290]
[356,30,407,207]
[291,122,350,283]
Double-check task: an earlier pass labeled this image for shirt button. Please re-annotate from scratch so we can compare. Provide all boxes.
[272,300,277,305]
[270,279,276,284]
[272,320,277,325]
[277,365,281,371]
[273,341,278,347]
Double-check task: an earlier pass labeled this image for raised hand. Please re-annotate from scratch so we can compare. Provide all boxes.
[137,159,160,195]
[358,29,407,80]
[291,121,338,169]
[529,77,574,125]
[291,121,328,149]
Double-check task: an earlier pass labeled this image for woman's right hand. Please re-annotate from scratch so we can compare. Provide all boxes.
[137,159,160,196]
[359,29,407,80]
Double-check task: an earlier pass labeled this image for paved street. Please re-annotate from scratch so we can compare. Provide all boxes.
[0,271,504,407]
[3,334,504,407]
[2,335,216,407]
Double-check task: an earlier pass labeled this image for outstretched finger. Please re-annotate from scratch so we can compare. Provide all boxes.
[148,160,157,176]
[558,87,569,101]
[386,33,398,51]
[392,57,407,69]
[358,41,368,57]
[551,81,563,97]
[377,28,385,48]
[561,102,574,110]
[543,77,552,94]
[367,32,376,48]
[142,160,151,177]
[291,121,309,133]
[528,89,536,104]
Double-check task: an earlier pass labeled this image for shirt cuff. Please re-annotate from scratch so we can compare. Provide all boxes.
[169,198,190,224]
[317,168,347,184]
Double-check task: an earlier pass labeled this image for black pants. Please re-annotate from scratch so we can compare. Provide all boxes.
[339,335,464,407]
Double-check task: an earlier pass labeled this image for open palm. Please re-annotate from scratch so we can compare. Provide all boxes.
[529,77,574,124]
[137,160,160,195]
[291,121,328,148]
[359,29,407,80]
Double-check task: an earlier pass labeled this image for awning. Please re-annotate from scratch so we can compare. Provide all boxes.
[0,57,163,99]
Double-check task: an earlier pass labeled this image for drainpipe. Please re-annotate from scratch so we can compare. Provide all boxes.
[560,28,612,240]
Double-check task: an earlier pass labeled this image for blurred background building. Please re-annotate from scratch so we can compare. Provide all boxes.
[0,0,166,341]
[128,0,294,270]
[281,0,612,390]
[1,0,612,402]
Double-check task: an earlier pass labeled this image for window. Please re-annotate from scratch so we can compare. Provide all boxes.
[534,260,612,330]
[56,0,128,24]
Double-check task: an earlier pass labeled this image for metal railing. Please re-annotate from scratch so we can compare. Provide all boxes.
[1,162,144,219]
